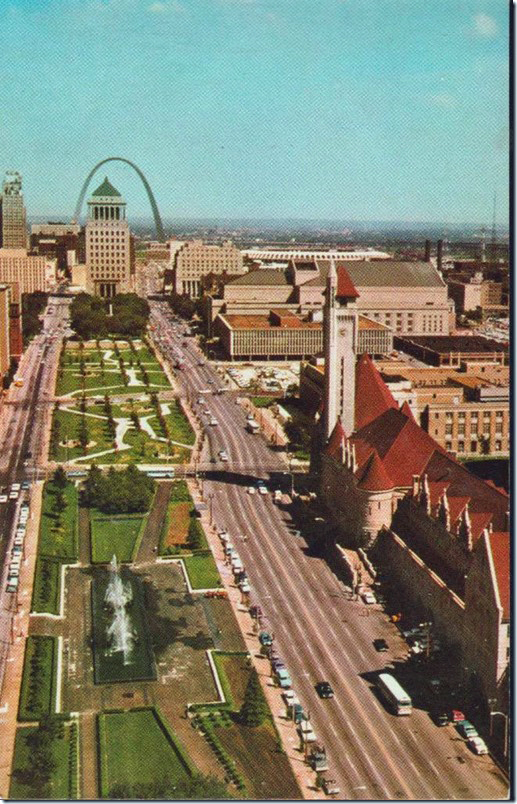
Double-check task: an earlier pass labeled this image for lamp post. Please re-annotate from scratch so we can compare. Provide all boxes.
[489,710,508,758]
[208,492,215,526]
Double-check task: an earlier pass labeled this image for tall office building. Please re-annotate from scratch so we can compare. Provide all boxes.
[0,171,27,249]
[85,177,133,298]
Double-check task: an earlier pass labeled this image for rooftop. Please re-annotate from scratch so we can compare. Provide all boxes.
[397,335,508,354]
[312,259,445,289]
[219,312,321,330]
[228,268,289,286]
[91,176,122,198]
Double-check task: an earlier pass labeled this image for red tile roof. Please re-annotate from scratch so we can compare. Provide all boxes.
[325,417,346,460]
[355,353,398,429]
[400,400,415,421]
[356,449,394,491]
[489,531,510,619]
[336,264,360,299]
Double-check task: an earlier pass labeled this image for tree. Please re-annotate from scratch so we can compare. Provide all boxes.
[52,466,68,489]
[77,416,89,453]
[239,668,268,726]
[108,773,233,800]
[188,517,203,550]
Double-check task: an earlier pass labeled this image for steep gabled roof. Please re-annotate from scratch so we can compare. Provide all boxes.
[356,449,394,491]
[336,265,359,299]
[355,353,398,429]
[400,400,415,421]
[324,417,346,460]
[489,531,510,619]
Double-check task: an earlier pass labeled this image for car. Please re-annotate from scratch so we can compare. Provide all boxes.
[10,483,21,492]
[276,668,292,689]
[282,689,297,705]
[240,581,251,594]
[258,631,273,647]
[21,481,30,490]
[456,720,478,739]
[196,397,203,404]
[297,719,317,743]
[257,482,268,495]
[247,486,256,495]
[11,546,22,556]
[13,537,24,546]
[451,709,466,722]
[8,567,19,577]
[209,418,218,426]
[271,658,286,672]
[468,736,488,755]
[315,681,334,699]
[218,450,229,462]
[246,413,255,421]
[6,583,18,593]
[0,494,7,503]
[430,710,450,727]
[9,491,18,500]
[273,489,283,503]
[361,589,377,605]
[373,638,389,652]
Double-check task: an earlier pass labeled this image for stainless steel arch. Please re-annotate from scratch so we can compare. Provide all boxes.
[74,157,165,241]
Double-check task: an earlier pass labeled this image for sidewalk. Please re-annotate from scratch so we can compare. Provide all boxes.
[187,477,323,800]
[0,481,43,799]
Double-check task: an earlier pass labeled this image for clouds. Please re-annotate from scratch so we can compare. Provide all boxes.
[429,92,457,109]
[473,12,498,38]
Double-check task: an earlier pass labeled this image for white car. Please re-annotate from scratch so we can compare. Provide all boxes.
[468,736,488,755]
[297,720,317,743]
[246,413,255,421]
[361,590,377,605]
[9,491,18,501]
[247,486,256,495]
[0,494,7,503]
[257,483,268,496]
[209,418,218,426]
[218,450,229,462]
[282,689,297,705]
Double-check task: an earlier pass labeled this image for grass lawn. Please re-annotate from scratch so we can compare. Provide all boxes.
[39,481,78,560]
[166,399,195,445]
[31,557,62,615]
[183,552,221,589]
[18,636,57,721]
[90,510,146,563]
[251,396,275,408]
[97,709,192,797]
[9,723,76,800]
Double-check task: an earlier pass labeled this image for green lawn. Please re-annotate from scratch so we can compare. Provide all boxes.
[166,399,196,445]
[90,510,146,563]
[18,637,57,721]
[97,709,193,797]
[39,481,78,560]
[184,552,221,589]
[9,723,77,800]
[31,557,62,615]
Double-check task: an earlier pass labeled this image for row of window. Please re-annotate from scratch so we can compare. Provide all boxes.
[448,438,508,453]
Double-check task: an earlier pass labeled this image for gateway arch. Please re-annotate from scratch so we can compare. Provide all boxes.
[74,157,165,241]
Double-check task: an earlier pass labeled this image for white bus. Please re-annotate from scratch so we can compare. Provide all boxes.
[377,673,412,715]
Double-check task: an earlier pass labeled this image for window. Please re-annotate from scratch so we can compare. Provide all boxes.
[496,421,503,433]
[496,411,503,420]
[445,424,453,435]
[446,412,453,420]
[470,440,477,453]
[458,441,465,453]
[495,440,502,452]
[458,412,466,420]
[435,412,439,419]
[458,423,465,435]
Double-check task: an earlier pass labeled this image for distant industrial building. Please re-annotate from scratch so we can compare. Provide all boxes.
[172,239,243,297]
[0,171,27,249]
[85,177,134,298]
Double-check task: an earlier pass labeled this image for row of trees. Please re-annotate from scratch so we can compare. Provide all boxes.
[22,291,48,344]
[81,464,156,514]
[70,293,150,339]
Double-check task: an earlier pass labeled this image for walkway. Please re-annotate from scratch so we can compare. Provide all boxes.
[135,482,172,563]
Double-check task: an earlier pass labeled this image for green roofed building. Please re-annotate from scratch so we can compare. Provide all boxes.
[85,177,134,298]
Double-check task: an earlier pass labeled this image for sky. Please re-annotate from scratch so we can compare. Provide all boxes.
[0,0,509,225]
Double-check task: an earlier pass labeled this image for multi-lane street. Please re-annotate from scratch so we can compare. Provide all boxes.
[0,297,71,697]
[150,299,508,801]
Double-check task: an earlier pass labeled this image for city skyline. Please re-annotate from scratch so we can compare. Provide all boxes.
[0,0,509,225]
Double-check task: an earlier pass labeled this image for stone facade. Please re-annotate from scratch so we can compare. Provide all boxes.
[173,239,243,297]
[85,177,133,298]
[0,249,56,294]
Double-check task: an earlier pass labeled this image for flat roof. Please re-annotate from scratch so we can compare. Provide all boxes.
[398,335,508,354]
[220,313,321,330]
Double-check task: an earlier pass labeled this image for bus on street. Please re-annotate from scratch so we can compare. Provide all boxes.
[377,673,412,715]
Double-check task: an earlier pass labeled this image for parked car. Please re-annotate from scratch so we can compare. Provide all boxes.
[0,494,8,503]
[275,668,292,689]
[456,720,478,739]
[373,638,389,652]
[430,710,450,727]
[468,736,488,755]
[361,589,377,605]
[257,481,268,495]
[451,709,466,722]
[315,681,334,699]
[218,450,229,462]
[297,719,317,743]
[282,689,297,705]
[247,486,256,495]
[259,631,273,647]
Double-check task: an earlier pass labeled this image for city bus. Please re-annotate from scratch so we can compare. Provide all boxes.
[376,673,412,715]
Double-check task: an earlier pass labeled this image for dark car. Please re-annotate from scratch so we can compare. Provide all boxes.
[315,681,334,699]
[373,638,389,652]
[430,710,449,727]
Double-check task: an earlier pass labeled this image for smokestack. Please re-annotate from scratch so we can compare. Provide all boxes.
[437,239,443,272]
[424,239,431,262]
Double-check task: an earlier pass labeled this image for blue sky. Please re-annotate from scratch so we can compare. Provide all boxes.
[0,0,509,224]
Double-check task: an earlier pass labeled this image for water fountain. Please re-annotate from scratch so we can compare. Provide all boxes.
[104,554,134,665]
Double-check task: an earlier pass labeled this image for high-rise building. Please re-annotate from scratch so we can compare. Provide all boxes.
[0,171,27,249]
[0,285,11,378]
[0,249,56,294]
[85,177,133,298]
[173,239,243,297]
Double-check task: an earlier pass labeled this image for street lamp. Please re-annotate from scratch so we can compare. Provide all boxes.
[208,492,215,525]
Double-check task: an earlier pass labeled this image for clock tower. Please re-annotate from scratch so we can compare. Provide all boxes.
[323,260,359,440]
